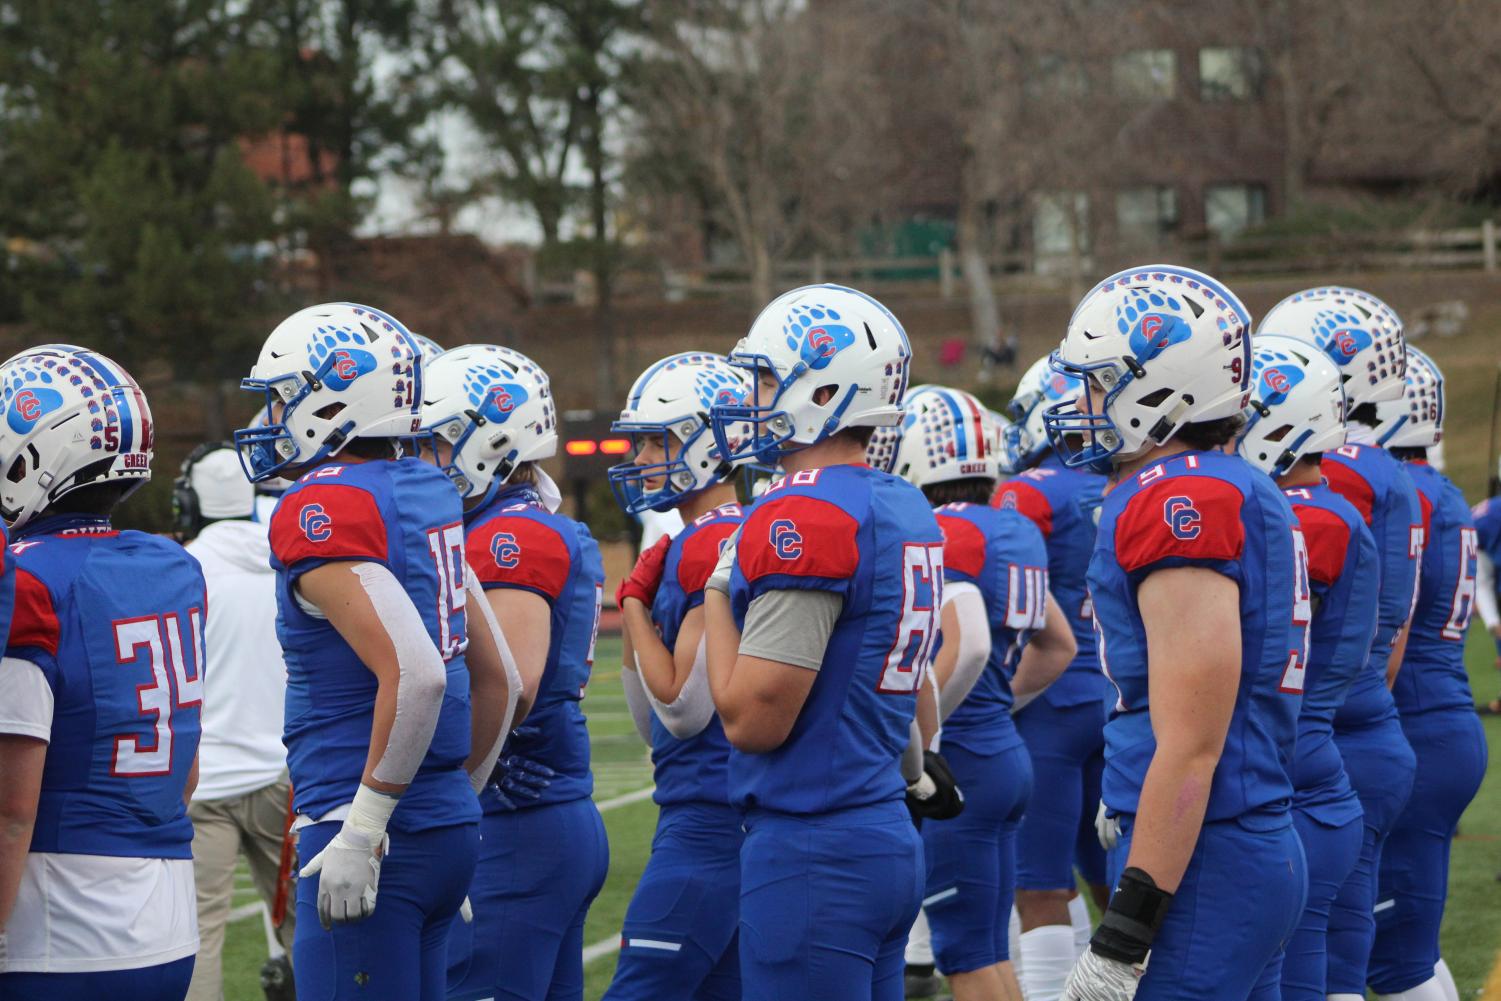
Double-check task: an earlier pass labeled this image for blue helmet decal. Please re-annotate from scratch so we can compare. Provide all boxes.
[1126,311,1193,362]
[693,366,746,409]
[1255,363,1304,405]
[1042,369,1080,404]
[782,303,856,371]
[1311,309,1374,365]
[478,381,528,423]
[306,324,380,391]
[6,385,63,434]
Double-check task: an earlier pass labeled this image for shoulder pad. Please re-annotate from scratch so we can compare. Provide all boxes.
[1322,460,1375,526]
[1115,474,1245,574]
[1288,500,1352,586]
[739,493,860,582]
[677,519,740,595]
[269,483,388,567]
[936,511,988,580]
[9,567,59,655]
[992,480,1053,537]
[466,513,571,599]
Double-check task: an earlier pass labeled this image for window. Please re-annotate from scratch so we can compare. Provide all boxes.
[1116,186,1179,246]
[1034,192,1090,257]
[1027,53,1087,100]
[1204,184,1267,238]
[1199,47,1262,101]
[1113,50,1176,100]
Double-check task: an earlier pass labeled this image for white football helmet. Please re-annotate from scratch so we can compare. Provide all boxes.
[610,352,749,514]
[235,303,425,482]
[1002,355,1083,473]
[1237,335,1348,478]
[411,333,445,364]
[0,344,155,529]
[1256,287,1406,407]
[1044,264,1252,468]
[1370,345,1443,448]
[870,385,1001,488]
[710,284,911,464]
[419,344,556,504]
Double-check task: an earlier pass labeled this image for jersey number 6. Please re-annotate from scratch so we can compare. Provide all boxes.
[877,543,945,694]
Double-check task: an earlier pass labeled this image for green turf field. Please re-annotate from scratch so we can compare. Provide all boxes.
[219,632,1501,1000]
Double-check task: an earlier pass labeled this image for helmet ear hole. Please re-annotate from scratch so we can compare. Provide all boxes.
[314,402,346,421]
[1136,388,1172,409]
[813,384,839,406]
[7,456,25,483]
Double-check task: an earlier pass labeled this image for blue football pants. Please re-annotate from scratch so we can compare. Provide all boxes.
[1280,805,1364,1001]
[295,821,479,1001]
[1014,700,1104,892]
[0,956,194,1001]
[738,801,923,1001]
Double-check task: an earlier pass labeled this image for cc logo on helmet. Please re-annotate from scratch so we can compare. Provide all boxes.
[16,391,43,422]
[6,386,63,434]
[770,518,803,559]
[488,385,515,413]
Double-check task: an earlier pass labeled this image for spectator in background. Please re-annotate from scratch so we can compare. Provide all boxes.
[177,444,294,1001]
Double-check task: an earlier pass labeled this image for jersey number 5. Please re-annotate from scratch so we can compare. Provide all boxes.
[1279,529,1313,694]
[112,610,205,776]
[877,543,945,694]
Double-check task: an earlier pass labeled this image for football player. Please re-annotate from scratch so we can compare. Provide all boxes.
[874,385,1075,1001]
[1237,335,1378,1001]
[701,284,938,1001]
[419,344,609,1001]
[237,304,516,1001]
[1044,266,1307,1000]
[1365,349,1487,1001]
[600,353,751,1001]
[995,357,1112,998]
[0,346,196,1000]
[1472,466,1501,712]
[1258,287,1420,1000]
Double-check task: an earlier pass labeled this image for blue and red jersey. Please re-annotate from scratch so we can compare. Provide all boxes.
[1471,494,1501,626]
[464,483,604,810]
[1282,482,1379,823]
[1322,443,1422,729]
[1394,461,1479,716]
[269,458,477,832]
[933,502,1049,755]
[991,452,1107,708]
[725,463,944,815]
[8,516,202,858]
[647,502,743,808]
[1090,450,1302,822]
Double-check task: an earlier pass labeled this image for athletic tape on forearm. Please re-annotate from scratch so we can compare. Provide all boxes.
[621,664,656,745]
[901,718,925,783]
[644,634,716,739]
[1477,551,1499,630]
[464,565,523,793]
[939,585,991,722]
[352,563,447,787]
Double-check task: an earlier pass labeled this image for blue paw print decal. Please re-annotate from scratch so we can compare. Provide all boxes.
[1,357,68,434]
[306,325,378,391]
[1116,289,1192,362]
[693,365,745,409]
[1311,309,1373,364]
[464,364,529,425]
[1255,363,1304,405]
[783,304,855,371]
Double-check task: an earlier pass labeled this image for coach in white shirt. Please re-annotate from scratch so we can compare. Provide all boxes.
[181,445,294,1001]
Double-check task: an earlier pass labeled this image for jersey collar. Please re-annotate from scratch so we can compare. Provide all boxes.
[464,480,542,526]
[14,513,115,542]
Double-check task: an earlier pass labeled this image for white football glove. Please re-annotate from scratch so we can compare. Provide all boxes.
[299,785,397,929]
[1062,948,1142,1001]
[1095,799,1120,851]
[460,896,473,923]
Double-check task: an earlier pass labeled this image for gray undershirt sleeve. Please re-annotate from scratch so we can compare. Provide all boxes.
[737,589,844,672]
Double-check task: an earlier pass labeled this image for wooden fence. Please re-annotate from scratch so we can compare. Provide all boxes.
[537,220,1501,304]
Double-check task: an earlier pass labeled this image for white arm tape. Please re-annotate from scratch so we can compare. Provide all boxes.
[352,562,447,788]
[938,583,991,723]
[463,565,524,793]
[901,718,924,783]
[621,664,656,745]
[1477,550,1500,630]
[645,634,716,739]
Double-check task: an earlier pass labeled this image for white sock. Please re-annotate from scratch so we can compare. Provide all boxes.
[1010,905,1024,986]
[1373,975,1451,1001]
[1018,925,1076,1001]
[1068,893,1092,956]
[1434,959,1460,1001]
[1329,994,1366,1000]
[905,908,933,966]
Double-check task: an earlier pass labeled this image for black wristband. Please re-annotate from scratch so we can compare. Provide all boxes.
[1089,867,1173,965]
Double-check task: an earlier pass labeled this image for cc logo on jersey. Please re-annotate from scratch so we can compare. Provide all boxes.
[998,490,1019,511]
[769,518,802,560]
[300,503,332,543]
[1163,495,1201,540]
[491,531,520,569]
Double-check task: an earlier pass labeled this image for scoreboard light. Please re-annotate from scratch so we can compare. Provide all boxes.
[564,437,630,457]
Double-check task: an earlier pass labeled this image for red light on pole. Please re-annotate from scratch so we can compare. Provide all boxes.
[565,440,598,456]
[598,438,631,455]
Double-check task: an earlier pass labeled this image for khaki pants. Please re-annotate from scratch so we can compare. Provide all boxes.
[186,777,296,1001]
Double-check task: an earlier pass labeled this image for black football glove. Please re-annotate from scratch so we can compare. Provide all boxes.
[906,749,965,821]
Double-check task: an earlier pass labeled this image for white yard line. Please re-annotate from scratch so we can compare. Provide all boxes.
[594,785,655,812]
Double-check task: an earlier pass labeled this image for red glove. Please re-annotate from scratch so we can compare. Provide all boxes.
[616,535,672,609]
